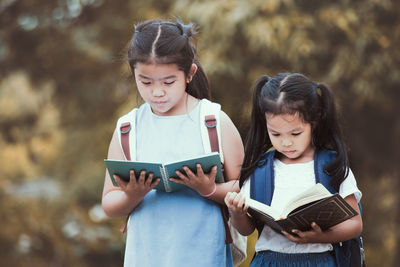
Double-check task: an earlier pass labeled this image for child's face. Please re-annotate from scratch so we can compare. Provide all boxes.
[134,63,194,116]
[265,112,314,163]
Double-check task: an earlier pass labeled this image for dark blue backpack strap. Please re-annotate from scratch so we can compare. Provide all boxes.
[315,149,364,267]
[314,149,337,194]
[250,150,276,235]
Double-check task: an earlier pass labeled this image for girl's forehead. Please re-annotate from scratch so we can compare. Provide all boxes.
[265,112,308,128]
[265,112,300,122]
[134,63,181,77]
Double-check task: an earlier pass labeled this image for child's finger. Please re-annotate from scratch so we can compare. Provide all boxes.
[173,170,189,183]
[282,230,300,243]
[196,164,204,176]
[238,194,246,209]
[208,165,217,179]
[138,170,146,184]
[114,174,127,189]
[150,178,160,189]
[311,222,322,232]
[145,173,154,186]
[182,166,195,177]
[291,229,305,240]
[243,204,249,213]
[129,170,137,186]
[224,193,231,206]
[232,192,243,206]
[224,192,236,206]
[169,177,184,184]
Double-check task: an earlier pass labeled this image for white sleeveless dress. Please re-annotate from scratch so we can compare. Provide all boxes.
[123,101,233,267]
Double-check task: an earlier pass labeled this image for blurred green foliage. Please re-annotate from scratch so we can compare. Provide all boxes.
[0,0,399,266]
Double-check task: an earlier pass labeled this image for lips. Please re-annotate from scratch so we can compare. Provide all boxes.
[153,100,167,105]
[283,150,296,155]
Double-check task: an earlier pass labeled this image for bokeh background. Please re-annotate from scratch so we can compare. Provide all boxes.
[1,0,399,266]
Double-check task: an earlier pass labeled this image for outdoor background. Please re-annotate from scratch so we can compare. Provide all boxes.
[0,0,399,266]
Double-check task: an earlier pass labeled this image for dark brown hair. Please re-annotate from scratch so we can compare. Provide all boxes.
[127,19,210,99]
[240,73,349,191]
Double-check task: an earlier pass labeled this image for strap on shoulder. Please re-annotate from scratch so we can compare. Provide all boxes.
[250,150,276,235]
[250,150,275,205]
[205,115,219,153]
[115,108,138,233]
[314,149,337,194]
[199,99,232,244]
[120,122,131,161]
[116,108,137,161]
[199,99,224,163]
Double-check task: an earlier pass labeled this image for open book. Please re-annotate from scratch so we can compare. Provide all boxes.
[246,183,358,234]
[104,152,223,192]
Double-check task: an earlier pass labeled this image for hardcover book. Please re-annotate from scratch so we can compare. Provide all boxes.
[246,183,358,234]
[104,152,224,192]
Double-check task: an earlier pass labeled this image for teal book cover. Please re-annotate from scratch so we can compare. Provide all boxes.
[104,152,223,192]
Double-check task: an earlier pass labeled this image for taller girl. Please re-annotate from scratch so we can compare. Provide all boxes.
[102,20,244,267]
[225,73,363,267]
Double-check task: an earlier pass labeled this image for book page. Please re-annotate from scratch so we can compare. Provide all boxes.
[281,183,332,218]
[246,198,281,220]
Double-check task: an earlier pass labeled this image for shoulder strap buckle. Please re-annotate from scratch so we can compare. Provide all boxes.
[120,122,131,134]
[205,115,217,128]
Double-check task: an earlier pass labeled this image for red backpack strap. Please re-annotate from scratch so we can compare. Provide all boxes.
[204,115,232,244]
[120,122,131,161]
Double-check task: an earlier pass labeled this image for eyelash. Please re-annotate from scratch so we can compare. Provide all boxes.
[271,132,302,137]
[140,81,175,85]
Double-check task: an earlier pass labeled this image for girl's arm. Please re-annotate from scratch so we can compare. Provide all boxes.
[225,192,256,236]
[283,194,363,244]
[101,130,159,218]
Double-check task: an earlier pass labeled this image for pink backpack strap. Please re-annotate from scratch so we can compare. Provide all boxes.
[120,122,131,161]
[119,122,132,233]
[204,115,232,244]
[205,115,220,153]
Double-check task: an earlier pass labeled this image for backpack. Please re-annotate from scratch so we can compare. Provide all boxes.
[249,149,365,267]
[115,99,247,266]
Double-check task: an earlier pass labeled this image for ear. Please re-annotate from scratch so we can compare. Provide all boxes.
[187,63,198,83]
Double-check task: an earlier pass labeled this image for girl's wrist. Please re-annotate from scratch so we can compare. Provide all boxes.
[199,182,217,198]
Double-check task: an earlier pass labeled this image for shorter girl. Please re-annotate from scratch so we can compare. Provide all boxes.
[225,73,363,266]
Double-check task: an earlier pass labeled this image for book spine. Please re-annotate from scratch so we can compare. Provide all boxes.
[159,166,172,192]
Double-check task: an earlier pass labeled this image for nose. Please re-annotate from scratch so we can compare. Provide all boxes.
[152,87,165,97]
[281,139,293,147]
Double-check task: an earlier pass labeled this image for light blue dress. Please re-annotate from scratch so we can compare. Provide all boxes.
[123,101,233,267]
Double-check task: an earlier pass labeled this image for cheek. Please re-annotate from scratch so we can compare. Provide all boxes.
[300,133,312,145]
[268,134,279,144]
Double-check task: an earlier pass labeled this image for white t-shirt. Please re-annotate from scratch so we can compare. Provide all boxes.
[241,158,362,254]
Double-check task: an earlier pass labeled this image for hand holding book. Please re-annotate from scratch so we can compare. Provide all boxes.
[246,183,358,235]
[112,169,160,198]
[105,152,224,193]
[170,163,219,197]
